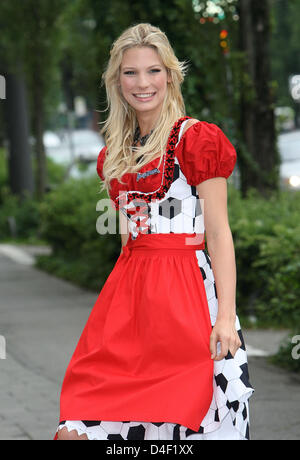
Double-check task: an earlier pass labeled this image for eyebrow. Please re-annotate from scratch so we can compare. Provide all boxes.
[122,64,162,70]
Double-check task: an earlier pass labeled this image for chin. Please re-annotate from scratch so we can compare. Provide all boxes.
[130,100,164,114]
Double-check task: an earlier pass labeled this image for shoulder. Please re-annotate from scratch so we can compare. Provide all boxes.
[182,118,226,138]
[180,118,221,142]
[181,118,200,137]
[178,118,219,147]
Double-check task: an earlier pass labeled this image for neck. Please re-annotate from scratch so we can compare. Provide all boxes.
[136,111,160,136]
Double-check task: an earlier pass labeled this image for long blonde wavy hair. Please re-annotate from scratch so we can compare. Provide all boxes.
[98,23,189,193]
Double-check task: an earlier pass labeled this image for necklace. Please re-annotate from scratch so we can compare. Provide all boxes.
[133,125,154,147]
[132,125,154,165]
[132,125,161,180]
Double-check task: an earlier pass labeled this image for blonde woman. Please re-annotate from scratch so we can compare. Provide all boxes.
[54,23,254,441]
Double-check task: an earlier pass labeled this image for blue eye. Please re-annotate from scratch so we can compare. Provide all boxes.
[123,69,161,75]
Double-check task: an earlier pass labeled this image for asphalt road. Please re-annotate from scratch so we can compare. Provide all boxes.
[0,247,299,440]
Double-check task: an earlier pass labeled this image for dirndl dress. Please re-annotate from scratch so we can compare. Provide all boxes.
[54,116,254,440]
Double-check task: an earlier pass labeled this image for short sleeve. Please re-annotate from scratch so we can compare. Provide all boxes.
[175,121,237,186]
[96,146,107,181]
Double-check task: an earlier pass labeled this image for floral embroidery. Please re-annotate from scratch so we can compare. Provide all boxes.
[113,116,191,210]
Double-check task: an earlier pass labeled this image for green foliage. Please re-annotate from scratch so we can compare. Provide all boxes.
[0,148,39,240]
[0,148,8,189]
[39,176,104,252]
[227,186,300,328]
[36,176,121,291]
[0,147,69,241]
[0,187,41,240]
[270,0,300,107]
[269,331,300,374]
[45,157,69,188]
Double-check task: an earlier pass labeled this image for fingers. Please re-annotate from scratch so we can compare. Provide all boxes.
[210,333,217,360]
[215,338,229,361]
[210,331,229,361]
[229,333,242,358]
[210,332,242,361]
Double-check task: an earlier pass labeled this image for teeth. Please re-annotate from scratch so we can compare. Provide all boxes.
[134,93,155,98]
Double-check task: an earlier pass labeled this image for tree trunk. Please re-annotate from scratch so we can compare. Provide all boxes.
[237,0,279,198]
[4,69,34,198]
[31,69,48,199]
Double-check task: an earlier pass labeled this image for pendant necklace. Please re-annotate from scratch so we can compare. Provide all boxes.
[133,125,154,148]
[132,125,161,182]
[132,125,154,164]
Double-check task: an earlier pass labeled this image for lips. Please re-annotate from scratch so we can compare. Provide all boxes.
[133,92,156,100]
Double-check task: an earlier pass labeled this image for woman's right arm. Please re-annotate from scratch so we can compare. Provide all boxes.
[119,210,129,255]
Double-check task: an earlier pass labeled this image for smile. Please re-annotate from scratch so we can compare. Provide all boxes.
[133,92,156,101]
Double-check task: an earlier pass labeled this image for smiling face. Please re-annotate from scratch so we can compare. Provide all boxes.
[119,46,171,123]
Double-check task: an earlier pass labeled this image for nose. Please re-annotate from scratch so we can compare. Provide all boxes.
[136,72,150,89]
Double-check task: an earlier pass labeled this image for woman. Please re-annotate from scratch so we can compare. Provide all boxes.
[55,23,254,441]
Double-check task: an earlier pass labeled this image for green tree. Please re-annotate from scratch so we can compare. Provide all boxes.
[270,0,300,127]
[237,0,279,198]
[1,0,287,199]
[0,0,68,199]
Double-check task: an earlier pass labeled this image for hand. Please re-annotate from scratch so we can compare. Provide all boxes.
[210,317,242,361]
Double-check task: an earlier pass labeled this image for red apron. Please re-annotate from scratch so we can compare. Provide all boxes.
[55,232,214,438]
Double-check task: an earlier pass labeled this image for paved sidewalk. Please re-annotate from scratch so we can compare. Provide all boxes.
[0,246,299,440]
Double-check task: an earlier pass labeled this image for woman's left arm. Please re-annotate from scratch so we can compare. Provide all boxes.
[196,177,242,361]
